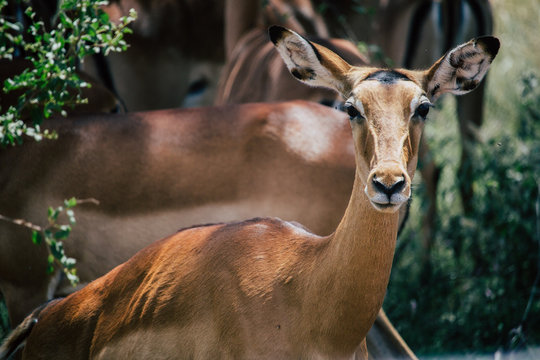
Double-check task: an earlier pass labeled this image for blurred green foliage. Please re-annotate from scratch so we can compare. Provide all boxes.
[386,72,540,355]
[0,0,136,146]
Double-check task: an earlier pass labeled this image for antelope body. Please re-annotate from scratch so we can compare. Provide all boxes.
[1,26,498,359]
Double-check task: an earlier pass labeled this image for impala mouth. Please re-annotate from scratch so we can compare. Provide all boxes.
[368,192,408,213]
[369,200,402,213]
[372,201,396,209]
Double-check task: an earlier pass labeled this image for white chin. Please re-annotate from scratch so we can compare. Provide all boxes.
[369,200,402,213]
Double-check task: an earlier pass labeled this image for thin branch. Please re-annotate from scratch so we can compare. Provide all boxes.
[0,213,42,232]
[0,198,99,232]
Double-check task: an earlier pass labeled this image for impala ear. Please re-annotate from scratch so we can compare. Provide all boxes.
[269,25,353,96]
[425,36,500,101]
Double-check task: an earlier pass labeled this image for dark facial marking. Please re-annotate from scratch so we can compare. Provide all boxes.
[268,26,322,62]
[476,36,500,58]
[431,83,441,97]
[291,67,316,81]
[269,25,285,45]
[364,70,412,84]
[457,77,478,91]
[450,52,470,68]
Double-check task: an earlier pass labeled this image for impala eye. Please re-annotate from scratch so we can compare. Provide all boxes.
[344,103,362,121]
[415,102,433,119]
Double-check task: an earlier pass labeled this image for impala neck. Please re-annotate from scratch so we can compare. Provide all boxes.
[308,170,400,347]
[331,170,400,271]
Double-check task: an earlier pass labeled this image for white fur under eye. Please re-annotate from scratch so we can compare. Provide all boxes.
[409,95,431,119]
[346,97,366,118]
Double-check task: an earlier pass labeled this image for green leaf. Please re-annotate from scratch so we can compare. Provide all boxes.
[24,6,36,19]
[98,9,109,23]
[54,228,71,240]
[49,240,64,259]
[43,229,53,241]
[32,230,43,245]
[47,255,54,274]
[48,206,62,221]
[65,197,77,208]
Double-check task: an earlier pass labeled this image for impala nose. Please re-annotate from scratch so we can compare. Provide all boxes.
[366,163,410,211]
[372,175,406,198]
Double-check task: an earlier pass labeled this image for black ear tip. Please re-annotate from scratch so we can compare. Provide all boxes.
[477,36,500,58]
[269,25,287,45]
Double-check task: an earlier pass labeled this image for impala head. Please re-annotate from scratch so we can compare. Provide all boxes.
[269,25,499,213]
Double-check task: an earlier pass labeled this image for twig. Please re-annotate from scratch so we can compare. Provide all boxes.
[0,213,42,231]
[0,198,99,230]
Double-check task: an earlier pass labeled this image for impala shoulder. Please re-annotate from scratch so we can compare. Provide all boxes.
[262,101,350,164]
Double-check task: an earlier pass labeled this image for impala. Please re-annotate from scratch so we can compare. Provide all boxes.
[0,26,498,359]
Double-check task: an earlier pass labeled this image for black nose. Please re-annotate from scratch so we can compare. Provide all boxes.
[372,177,406,197]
